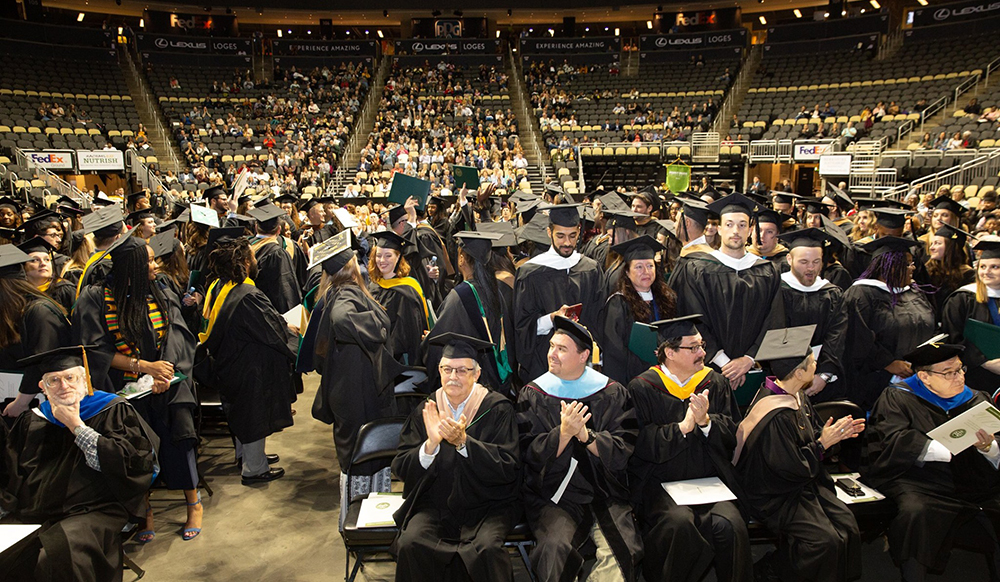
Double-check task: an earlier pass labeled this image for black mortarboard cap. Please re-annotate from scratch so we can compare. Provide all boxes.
[827,184,854,212]
[649,314,702,342]
[599,192,630,213]
[385,205,408,226]
[778,228,835,249]
[107,232,147,262]
[855,197,909,209]
[604,208,644,231]
[17,345,99,394]
[630,187,660,213]
[870,207,913,230]
[552,315,594,352]
[309,229,354,275]
[863,235,920,257]
[81,206,125,236]
[299,197,321,215]
[543,203,583,227]
[56,204,85,218]
[654,219,679,241]
[126,208,155,226]
[204,185,228,201]
[0,244,31,278]
[127,191,149,209]
[756,208,786,226]
[274,194,299,206]
[755,325,818,380]
[678,197,710,226]
[802,199,832,217]
[610,234,663,262]
[515,213,552,247]
[903,334,964,368]
[429,332,494,361]
[928,195,965,218]
[771,191,802,205]
[19,211,61,236]
[16,236,56,255]
[247,204,287,230]
[934,223,972,246]
[371,230,412,252]
[707,193,760,218]
[455,230,503,263]
[0,196,23,211]
[476,221,518,247]
[819,215,852,248]
[206,227,245,252]
[90,196,118,208]
[975,239,1000,260]
[148,229,179,259]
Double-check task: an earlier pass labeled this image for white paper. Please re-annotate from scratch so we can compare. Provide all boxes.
[832,472,885,505]
[283,305,307,331]
[662,477,738,506]
[927,401,1000,456]
[551,457,579,504]
[190,204,220,228]
[332,207,359,228]
[356,493,404,528]
[0,524,40,554]
[0,371,24,400]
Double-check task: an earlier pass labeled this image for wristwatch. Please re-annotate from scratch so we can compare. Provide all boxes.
[583,429,597,446]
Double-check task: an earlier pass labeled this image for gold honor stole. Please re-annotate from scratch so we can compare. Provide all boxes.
[200,278,255,343]
[250,235,296,260]
[75,251,109,298]
[650,365,712,400]
[376,276,431,327]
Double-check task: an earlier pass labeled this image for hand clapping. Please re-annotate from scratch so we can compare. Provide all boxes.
[560,400,591,442]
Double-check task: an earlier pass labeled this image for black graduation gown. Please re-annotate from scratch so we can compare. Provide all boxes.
[515,379,643,582]
[941,287,1000,392]
[774,280,849,402]
[822,262,853,292]
[305,223,337,247]
[512,254,604,382]
[404,223,451,309]
[667,253,780,364]
[0,398,158,582]
[73,282,199,490]
[927,268,976,323]
[185,245,211,296]
[310,285,403,472]
[599,293,669,386]
[391,392,521,582]
[734,393,861,582]
[627,368,750,582]
[251,237,303,314]
[369,279,428,367]
[0,296,71,396]
[423,281,514,395]
[865,385,1000,570]
[45,279,76,313]
[206,285,298,443]
[842,284,937,410]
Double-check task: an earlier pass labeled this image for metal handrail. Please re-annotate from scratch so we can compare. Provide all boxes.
[121,41,183,175]
[714,44,762,136]
[985,55,1000,88]
[953,74,980,113]
[14,147,89,207]
[328,54,388,194]
[507,43,548,185]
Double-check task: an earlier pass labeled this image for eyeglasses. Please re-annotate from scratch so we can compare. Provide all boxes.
[925,365,967,381]
[439,366,476,377]
[674,342,708,353]
[42,372,81,389]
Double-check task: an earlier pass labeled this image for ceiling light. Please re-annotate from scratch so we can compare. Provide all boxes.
[77,12,85,21]
[917,0,928,5]
[139,18,144,27]
[759,15,767,24]
[614,27,620,36]
[646,20,653,29]
[377,30,384,38]
[793,9,802,18]
[870,0,880,8]
[277,29,282,37]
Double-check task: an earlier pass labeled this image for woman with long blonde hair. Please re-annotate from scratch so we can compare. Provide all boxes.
[941,238,1000,392]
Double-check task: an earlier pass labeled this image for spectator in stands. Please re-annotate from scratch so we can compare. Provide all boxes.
[887,101,901,116]
[821,102,836,119]
[169,77,181,90]
[965,97,983,116]
[795,106,810,121]
[840,121,858,145]
[934,131,949,150]
[946,132,965,150]
[918,133,932,149]
[962,131,977,149]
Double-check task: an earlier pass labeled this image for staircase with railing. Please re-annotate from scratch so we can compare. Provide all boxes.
[713,43,762,138]
[506,45,549,193]
[119,42,183,175]
[325,55,390,196]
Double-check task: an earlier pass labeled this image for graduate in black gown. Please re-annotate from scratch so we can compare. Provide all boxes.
[627,316,750,582]
[513,204,605,382]
[924,223,975,320]
[423,231,514,396]
[516,317,643,582]
[733,327,865,582]
[941,239,1000,392]
[0,346,158,582]
[74,206,126,301]
[247,204,303,314]
[17,236,75,313]
[865,340,1000,582]
[599,236,677,386]
[747,209,790,273]
[843,236,937,410]
[392,334,521,582]
[367,231,431,367]
[668,194,781,389]
[299,198,337,247]
[197,230,298,485]
[306,231,403,528]
[72,233,202,541]
[772,228,849,403]
[0,246,72,419]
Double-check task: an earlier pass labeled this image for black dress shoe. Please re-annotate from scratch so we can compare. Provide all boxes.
[241,467,285,485]
[266,454,279,464]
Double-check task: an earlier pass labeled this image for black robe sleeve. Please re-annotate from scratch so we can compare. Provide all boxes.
[16,299,71,395]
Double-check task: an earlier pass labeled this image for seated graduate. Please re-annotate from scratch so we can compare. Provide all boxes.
[391,333,520,582]
[626,315,750,582]
[0,346,158,582]
[941,238,1000,392]
[732,326,864,582]
[516,317,643,582]
[865,338,1000,582]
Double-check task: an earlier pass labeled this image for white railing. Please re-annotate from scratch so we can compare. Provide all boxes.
[14,147,90,207]
[507,44,548,185]
[121,43,183,174]
[713,44,763,135]
[921,95,948,134]
[882,148,1000,201]
[126,149,173,202]
[953,74,981,114]
[328,55,388,194]
[985,55,1000,88]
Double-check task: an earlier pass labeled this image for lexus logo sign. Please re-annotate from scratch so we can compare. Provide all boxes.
[655,37,668,47]
[934,8,951,19]
[154,38,169,48]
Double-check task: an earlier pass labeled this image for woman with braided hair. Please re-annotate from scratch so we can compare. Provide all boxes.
[842,236,937,410]
[72,232,202,542]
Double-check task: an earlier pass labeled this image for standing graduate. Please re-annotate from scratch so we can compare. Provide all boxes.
[247,204,303,314]
[0,346,158,582]
[17,236,76,313]
[385,202,447,310]
[307,232,404,528]
[599,236,677,385]
[747,209,790,273]
[72,233,202,541]
[924,223,975,320]
[423,231,513,395]
[773,228,849,403]
[865,340,1000,582]
[516,317,643,581]
[941,239,1000,392]
[75,206,126,300]
[843,237,937,410]
[0,245,72,418]
[299,198,337,247]
[367,230,431,367]
[197,230,298,485]
[512,204,605,382]
[733,327,865,582]
[627,315,750,582]
[392,333,521,582]
[668,194,781,389]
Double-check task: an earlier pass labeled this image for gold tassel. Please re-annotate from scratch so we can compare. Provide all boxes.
[81,346,93,396]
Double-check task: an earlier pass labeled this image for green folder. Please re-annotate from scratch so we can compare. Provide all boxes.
[734,370,766,408]
[387,172,431,209]
[965,319,1000,359]
[452,165,480,190]
[628,322,659,365]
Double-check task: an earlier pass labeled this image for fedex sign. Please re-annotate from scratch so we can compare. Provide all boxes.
[27,151,75,170]
[794,142,832,161]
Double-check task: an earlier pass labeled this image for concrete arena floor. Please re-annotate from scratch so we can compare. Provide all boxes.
[126,374,987,582]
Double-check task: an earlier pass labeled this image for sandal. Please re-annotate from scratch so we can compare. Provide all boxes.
[137,505,155,544]
[182,493,203,541]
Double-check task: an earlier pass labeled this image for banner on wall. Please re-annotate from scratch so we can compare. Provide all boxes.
[77,150,125,172]
[912,0,1000,26]
[640,29,746,50]
[272,39,377,56]
[665,163,691,193]
[24,150,75,171]
[519,36,621,54]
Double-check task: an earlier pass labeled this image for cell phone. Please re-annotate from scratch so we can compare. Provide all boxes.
[835,478,864,497]
[564,303,583,321]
